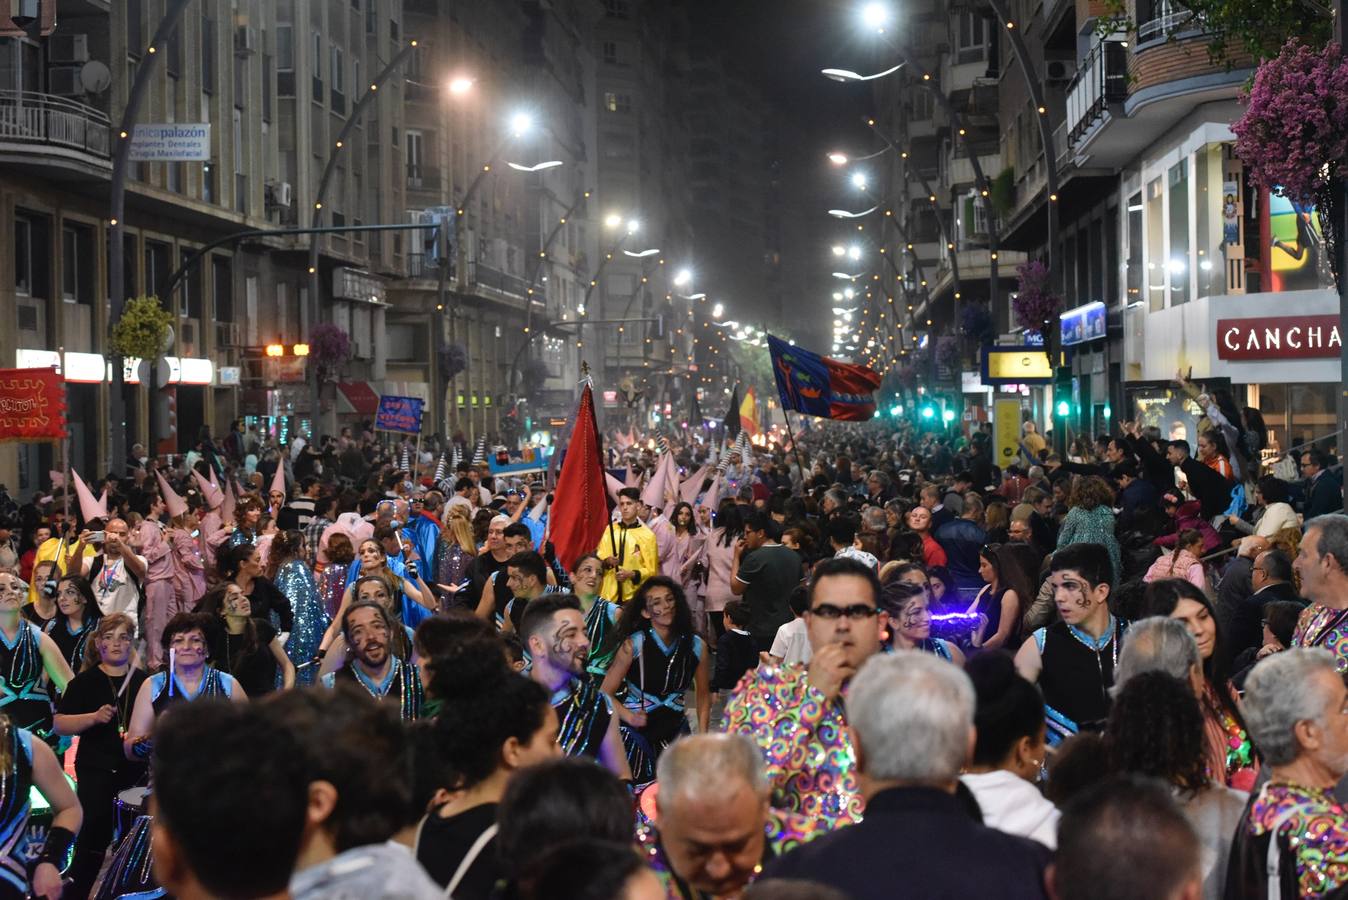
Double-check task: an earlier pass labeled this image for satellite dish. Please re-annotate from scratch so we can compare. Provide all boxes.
[160,325,176,355]
[80,60,111,95]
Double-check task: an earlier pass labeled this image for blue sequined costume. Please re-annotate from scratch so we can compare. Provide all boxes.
[0,726,41,897]
[274,559,329,686]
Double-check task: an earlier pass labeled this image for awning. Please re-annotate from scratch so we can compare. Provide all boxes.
[336,381,380,416]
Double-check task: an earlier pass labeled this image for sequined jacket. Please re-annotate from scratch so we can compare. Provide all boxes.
[1293,605,1348,674]
[1227,781,1348,898]
[724,662,862,827]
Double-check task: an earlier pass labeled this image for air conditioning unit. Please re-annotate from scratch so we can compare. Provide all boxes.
[48,34,89,64]
[234,25,258,56]
[1045,59,1073,83]
[266,181,293,208]
[48,67,83,96]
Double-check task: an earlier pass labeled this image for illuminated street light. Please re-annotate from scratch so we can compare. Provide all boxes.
[827,152,849,165]
[508,112,533,137]
[673,268,693,287]
[843,288,855,299]
[506,160,564,172]
[623,248,660,258]
[832,271,864,280]
[828,205,879,219]
[447,76,475,95]
[861,2,891,29]
[850,172,868,190]
[712,303,724,318]
[604,213,623,228]
[820,61,906,82]
[847,245,862,261]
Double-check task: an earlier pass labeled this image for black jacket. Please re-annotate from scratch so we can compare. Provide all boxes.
[763,786,1051,900]
[711,630,757,692]
[1305,469,1344,521]
[1180,457,1234,519]
[1222,579,1304,660]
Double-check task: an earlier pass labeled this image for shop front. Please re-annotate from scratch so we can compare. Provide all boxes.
[1126,288,1341,456]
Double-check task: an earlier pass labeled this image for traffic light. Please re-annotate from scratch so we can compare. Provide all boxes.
[921,404,936,420]
[942,409,956,423]
[889,404,902,417]
[1056,400,1071,417]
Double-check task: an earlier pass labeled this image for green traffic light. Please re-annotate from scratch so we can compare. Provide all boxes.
[889,405,902,417]
[1056,400,1071,417]
[921,406,935,420]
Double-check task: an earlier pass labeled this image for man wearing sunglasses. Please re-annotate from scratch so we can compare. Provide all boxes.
[726,557,887,829]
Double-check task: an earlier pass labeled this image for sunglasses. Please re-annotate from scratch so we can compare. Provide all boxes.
[809,603,880,620]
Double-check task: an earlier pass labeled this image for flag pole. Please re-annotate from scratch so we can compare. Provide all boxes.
[780,404,808,487]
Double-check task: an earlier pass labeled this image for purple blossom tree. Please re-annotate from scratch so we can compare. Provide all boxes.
[1012,260,1060,336]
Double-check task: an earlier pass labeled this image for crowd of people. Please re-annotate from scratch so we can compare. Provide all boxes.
[0,389,1345,898]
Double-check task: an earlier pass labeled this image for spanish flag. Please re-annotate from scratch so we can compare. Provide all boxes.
[740,387,759,436]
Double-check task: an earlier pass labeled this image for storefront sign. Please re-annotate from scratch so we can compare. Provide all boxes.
[129,124,211,161]
[1059,302,1106,347]
[1216,315,1341,360]
[0,368,66,442]
[376,395,424,434]
[993,398,1022,464]
[982,347,1053,384]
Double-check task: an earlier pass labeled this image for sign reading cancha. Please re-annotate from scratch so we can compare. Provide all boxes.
[1216,315,1342,361]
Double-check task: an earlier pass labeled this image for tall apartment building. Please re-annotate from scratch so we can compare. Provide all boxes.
[0,0,404,490]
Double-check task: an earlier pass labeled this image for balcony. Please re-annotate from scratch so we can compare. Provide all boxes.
[405,166,442,193]
[1064,40,1128,154]
[0,90,110,176]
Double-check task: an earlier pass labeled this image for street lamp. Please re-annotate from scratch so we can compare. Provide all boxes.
[820,61,905,82]
[828,205,878,219]
[861,2,891,31]
[509,111,533,137]
[447,76,475,95]
[832,271,865,280]
[673,268,692,287]
[623,248,661,258]
[712,303,724,319]
[849,171,868,190]
[506,160,564,172]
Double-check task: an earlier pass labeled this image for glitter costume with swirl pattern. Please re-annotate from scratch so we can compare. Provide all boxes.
[1293,605,1348,673]
[1244,781,1348,897]
[724,662,862,828]
[636,807,822,899]
[274,559,329,686]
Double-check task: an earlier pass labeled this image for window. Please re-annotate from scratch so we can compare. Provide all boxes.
[330,44,345,113]
[604,0,630,18]
[602,41,619,64]
[276,24,293,69]
[604,92,631,113]
[1126,191,1143,304]
[406,130,424,187]
[262,53,273,122]
[202,16,216,94]
[312,32,323,101]
[61,226,80,301]
[144,241,171,300]
[180,247,202,318]
[233,107,247,215]
[1146,178,1164,311]
[956,11,987,63]
[1194,144,1224,299]
[212,255,233,322]
[1168,159,1190,305]
[127,0,143,55]
[14,217,31,295]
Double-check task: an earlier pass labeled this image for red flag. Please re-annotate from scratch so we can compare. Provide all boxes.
[550,385,614,571]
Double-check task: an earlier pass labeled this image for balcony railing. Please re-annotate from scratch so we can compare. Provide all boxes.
[0,90,110,159]
[1064,40,1129,150]
[1138,0,1201,43]
[406,166,441,192]
[468,262,529,299]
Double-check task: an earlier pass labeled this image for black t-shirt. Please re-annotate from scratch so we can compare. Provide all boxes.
[416,802,501,898]
[58,667,149,775]
[21,602,55,629]
[735,543,803,644]
[209,621,280,697]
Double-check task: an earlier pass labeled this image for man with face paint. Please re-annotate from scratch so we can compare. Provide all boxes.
[521,594,631,779]
[321,600,424,722]
[1014,542,1127,747]
[596,488,660,603]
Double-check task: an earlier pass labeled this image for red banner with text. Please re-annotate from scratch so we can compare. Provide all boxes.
[0,368,67,443]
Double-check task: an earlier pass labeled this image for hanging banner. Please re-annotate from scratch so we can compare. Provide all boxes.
[0,368,67,442]
[993,398,1022,466]
[375,395,424,434]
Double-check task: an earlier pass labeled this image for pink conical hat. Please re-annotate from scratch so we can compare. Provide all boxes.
[679,464,710,505]
[192,468,224,510]
[270,462,287,500]
[70,468,108,523]
[155,470,189,519]
[221,477,237,523]
[605,472,626,504]
[697,474,722,513]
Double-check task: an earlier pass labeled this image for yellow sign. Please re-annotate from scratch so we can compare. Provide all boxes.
[994,398,1022,464]
[984,349,1052,382]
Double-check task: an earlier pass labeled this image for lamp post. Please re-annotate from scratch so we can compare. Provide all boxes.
[107,0,193,475]
[306,39,420,435]
[454,111,536,292]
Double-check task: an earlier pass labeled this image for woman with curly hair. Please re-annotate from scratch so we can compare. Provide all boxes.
[413,640,558,898]
[1055,475,1121,584]
[1105,671,1247,899]
[1137,579,1260,792]
[599,576,710,785]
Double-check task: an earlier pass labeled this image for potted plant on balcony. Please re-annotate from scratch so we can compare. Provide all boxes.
[1232,38,1348,285]
[1012,260,1061,337]
[309,323,352,384]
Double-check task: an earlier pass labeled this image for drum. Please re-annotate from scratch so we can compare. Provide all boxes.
[114,786,149,843]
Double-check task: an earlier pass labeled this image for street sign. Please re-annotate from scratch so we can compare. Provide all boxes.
[128,124,211,161]
[376,395,424,434]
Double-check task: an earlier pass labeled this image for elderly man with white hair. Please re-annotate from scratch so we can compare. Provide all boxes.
[1113,616,1204,696]
[638,733,816,898]
[760,652,1052,899]
[1228,649,1348,898]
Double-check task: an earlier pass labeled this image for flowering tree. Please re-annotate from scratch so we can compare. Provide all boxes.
[309,323,351,382]
[1232,39,1348,208]
[1012,260,1060,337]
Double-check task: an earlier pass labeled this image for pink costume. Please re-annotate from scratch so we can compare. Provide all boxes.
[168,527,206,615]
[703,528,737,616]
[133,518,176,667]
[647,514,676,574]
